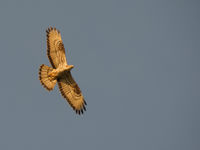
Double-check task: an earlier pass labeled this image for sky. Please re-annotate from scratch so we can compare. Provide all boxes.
[0,0,199,150]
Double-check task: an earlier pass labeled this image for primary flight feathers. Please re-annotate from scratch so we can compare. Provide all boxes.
[39,27,86,115]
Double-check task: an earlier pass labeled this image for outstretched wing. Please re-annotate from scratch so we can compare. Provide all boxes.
[46,27,67,68]
[58,72,87,114]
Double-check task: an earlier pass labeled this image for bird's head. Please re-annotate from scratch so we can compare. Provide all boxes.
[65,65,74,71]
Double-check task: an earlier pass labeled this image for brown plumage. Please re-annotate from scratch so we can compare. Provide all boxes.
[39,27,86,115]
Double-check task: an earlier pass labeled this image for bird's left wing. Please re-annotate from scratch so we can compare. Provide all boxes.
[58,72,87,114]
[46,27,67,68]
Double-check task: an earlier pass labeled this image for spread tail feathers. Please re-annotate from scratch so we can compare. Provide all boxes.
[39,64,57,91]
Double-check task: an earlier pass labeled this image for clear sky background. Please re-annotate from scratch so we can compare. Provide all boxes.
[0,0,199,149]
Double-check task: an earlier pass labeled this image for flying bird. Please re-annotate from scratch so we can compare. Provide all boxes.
[39,27,86,115]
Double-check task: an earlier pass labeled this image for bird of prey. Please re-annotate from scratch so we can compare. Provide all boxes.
[39,27,86,115]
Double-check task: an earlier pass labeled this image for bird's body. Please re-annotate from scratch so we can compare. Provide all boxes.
[48,65,74,80]
[39,27,86,115]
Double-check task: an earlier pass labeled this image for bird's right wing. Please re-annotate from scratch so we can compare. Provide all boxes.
[57,72,86,114]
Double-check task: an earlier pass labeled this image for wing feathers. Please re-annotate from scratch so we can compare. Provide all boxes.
[46,27,67,68]
[58,72,86,115]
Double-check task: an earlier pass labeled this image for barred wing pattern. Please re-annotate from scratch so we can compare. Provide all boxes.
[46,27,67,68]
[58,72,87,114]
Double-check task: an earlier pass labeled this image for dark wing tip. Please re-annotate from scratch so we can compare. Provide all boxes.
[84,100,87,105]
[83,105,86,111]
[46,26,59,35]
[74,102,87,115]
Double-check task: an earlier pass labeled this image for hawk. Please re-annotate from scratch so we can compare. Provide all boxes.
[39,27,86,115]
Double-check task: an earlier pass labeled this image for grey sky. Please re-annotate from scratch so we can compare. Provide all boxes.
[0,0,199,149]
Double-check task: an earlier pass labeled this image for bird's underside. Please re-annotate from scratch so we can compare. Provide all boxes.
[39,27,86,115]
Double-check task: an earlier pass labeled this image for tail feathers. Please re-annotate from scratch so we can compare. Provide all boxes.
[39,64,57,91]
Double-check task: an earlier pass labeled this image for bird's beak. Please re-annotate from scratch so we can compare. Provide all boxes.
[69,65,74,69]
